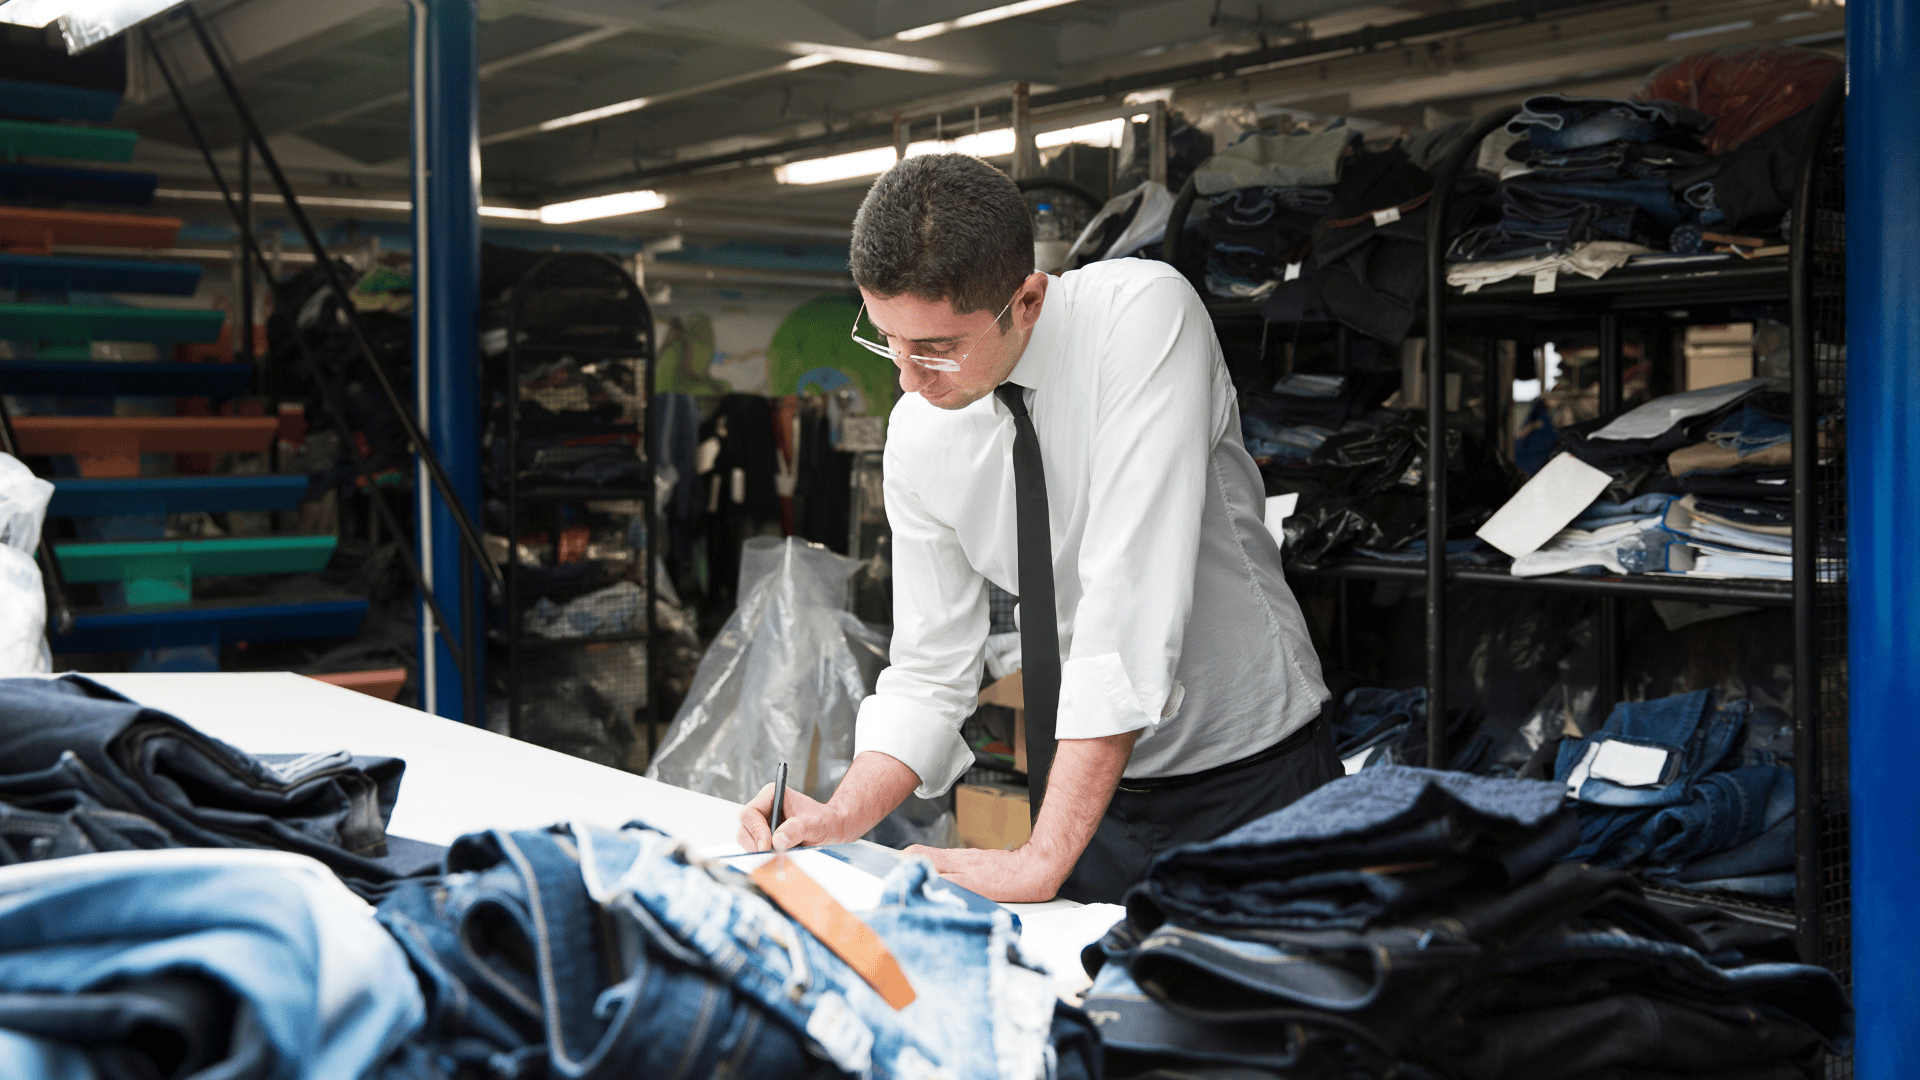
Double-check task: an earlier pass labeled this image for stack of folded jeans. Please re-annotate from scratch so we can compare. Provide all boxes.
[0,848,432,1079]
[1192,126,1452,344]
[1555,688,1796,898]
[0,675,434,899]
[1331,686,1497,774]
[1238,374,1385,462]
[1537,381,1807,581]
[1081,766,1849,1079]
[379,823,1100,1080]
[1449,95,1717,275]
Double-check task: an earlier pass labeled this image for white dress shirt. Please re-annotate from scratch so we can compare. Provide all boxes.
[854,259,1329,799]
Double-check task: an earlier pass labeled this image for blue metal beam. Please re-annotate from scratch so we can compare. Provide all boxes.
[1849,0,1920,1074]
[409,0,482,723]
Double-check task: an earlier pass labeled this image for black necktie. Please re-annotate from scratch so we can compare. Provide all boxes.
[996,381,1059,822]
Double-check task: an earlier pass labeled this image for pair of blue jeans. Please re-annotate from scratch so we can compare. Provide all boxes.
[0,849,428,1079]
[1139,766,1576,933]
[0,675,418,899]
[381,824,1089,1080]
[1506,94,1713,153]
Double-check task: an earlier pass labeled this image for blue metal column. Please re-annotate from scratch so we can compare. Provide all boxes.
[409,0,481,721]
[1849,0,1920,1073]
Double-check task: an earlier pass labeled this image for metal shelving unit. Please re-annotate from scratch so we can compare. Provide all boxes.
[1186,91,1849,977]
[492,253,659,762]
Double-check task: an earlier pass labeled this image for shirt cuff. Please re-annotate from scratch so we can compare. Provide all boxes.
[1055,652,1160,740]
[855,693,975,799]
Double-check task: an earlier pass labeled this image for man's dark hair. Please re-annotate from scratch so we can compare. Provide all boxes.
[849,153,1031,319]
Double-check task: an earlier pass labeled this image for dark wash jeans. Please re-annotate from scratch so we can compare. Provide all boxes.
[1059,716,1342,905]
[0,675,418,896]
[1138,765,1573,933]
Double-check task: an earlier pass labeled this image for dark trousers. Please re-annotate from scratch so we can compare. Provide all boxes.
[1058,714,1343,905]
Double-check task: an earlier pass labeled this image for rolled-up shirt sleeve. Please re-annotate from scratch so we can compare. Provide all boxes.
[853,451,984,799]
[1055,273,1217,742]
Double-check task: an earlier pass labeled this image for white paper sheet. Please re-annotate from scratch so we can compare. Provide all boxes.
[1264,493,1299,545]
[1018,903,1126,997]
[1475,453,1615,559]
[1588,377,1769,441]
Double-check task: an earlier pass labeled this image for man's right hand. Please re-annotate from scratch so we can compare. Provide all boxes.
[736,782,858,853]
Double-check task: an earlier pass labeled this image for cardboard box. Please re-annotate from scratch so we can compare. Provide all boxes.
[977,670,1027,774]
[955,781,1032,850]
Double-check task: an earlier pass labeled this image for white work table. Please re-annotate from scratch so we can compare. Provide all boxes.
[80,671,1118,991]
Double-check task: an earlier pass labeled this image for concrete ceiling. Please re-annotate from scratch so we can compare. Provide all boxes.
[106,0,1843,266]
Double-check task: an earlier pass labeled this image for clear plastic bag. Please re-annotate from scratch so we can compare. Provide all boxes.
[647,538,917,818]
[0,453,51,674]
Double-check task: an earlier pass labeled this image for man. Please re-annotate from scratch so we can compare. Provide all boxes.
[737,153,1335,904]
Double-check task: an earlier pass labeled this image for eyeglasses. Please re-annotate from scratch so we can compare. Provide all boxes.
[849,297,1015,372]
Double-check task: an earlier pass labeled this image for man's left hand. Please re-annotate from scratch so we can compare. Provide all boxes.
[904,843,1071,903]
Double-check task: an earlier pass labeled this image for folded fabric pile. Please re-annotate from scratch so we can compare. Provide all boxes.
[1082,766,1850,1079]
[0,849,433,1079]
[1555,687,1797,898]
[379,823,1100,1080]
[0,674,433,899]
[1238,373,1402,463]
[1267,412,1513,566]
[1520,378,1804,581]
[1448,94,1716,281]
[1331,686,1495,774]
[1445,47,1841,290]
[1192,125,1453,343]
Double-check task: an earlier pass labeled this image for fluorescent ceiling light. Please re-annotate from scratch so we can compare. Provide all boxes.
[788,43,951,73]
[1036,118,1124,149]
[896,0,1081,41]
[537,190,668,224]
[775,145,899,185]
[0,0,69,27]
[533,55,831,136]
[480,206,543,221]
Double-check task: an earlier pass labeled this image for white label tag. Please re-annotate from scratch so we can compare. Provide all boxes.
[1565,740,1603,796]
[1284,261,1302,282]
[1372,206,1402,227]
[806,992,874,1075]
[1589,740,1672,788]
[1533,268,1558,294]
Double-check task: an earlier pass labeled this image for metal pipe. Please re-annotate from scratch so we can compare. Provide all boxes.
[238,139,253,371]
[1422,105,1519,769]
[1847,0,1917,1066]
[176,6,502,602]
[142,26,474,690]
[1788,71,1845,973]
[1596,313,1622,721]
[1011,83,1035,181]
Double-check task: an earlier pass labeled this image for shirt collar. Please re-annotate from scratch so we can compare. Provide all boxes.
[997,276,1067,413]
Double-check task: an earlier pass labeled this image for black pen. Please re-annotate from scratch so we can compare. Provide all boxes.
[768,761,789,846]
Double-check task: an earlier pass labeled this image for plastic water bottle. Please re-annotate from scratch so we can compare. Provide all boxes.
[1033,202,1070,273]
[1033,203,1062,241]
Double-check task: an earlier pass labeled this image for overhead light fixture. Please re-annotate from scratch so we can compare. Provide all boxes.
[895,0,1082,41]
[774,145,899,185]
[480,206,543,221]
[533,55,832,136]
[787,43,951,74]
[906,128,1016,159]
[1036,118,1125,149]
[537,189,668,224]
[0,0,193,51]
[0,0,70,28]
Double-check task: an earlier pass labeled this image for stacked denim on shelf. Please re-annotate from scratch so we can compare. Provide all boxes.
[1238,374,1403,463]
[1081,766,1849,1080]
[1191,125,1450,344]
[379,822,1099,1080]
[1330,686,1498,774]
[1555,688,1797,898]
[1450,96,1716,266]
[1528,381,1803,582]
